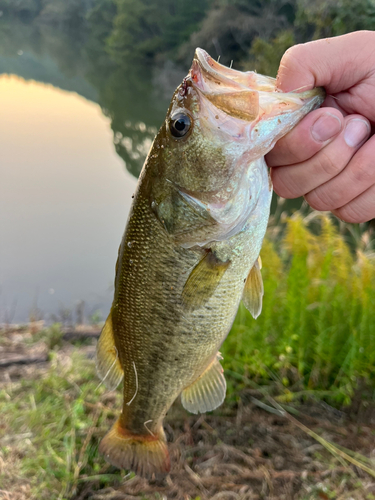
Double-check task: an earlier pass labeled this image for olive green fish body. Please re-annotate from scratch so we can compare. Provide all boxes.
[111,156,271,433]
[96,49,325,477]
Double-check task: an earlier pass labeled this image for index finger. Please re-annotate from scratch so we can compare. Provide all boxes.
[266,107,343,167]
[277,31,375,94]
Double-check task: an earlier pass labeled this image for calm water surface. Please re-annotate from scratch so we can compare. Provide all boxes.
[0,14,183,324]
[1,75,138,323]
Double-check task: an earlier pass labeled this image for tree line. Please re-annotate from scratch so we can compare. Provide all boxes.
[1,0,374,74]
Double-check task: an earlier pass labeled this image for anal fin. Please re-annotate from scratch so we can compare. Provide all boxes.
[181,353,226,414]
[96,312,124,390]
[181,251,230,311]
[242,256,264,319]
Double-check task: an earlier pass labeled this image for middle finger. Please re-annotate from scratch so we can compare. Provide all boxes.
[271,115,371,199]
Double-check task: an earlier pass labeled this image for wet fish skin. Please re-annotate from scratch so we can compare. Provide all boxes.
[96,48,325,478]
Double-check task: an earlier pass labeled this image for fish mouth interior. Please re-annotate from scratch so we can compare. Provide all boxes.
[190,48,325,122]
[191,49,263,121]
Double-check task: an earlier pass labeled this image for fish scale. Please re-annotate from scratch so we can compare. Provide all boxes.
[114,190,241,428]
[95,48,325,477]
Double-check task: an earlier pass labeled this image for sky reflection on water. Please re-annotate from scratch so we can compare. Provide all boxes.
[0,75,138,322]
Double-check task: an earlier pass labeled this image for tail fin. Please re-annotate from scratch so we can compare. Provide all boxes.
[99,418,170,478]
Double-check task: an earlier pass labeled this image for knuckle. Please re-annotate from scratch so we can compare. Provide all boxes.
[280,44,305,69]
[271,169,300,199]
[349,159,374,185]
[274,129,308,165]
[334,205,364,224]
[283,135,302,163]
[316,150,342,178]
[305,189,333,211]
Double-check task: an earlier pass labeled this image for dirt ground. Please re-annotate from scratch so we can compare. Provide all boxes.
[81,404,375,500]
[1,329,375,500]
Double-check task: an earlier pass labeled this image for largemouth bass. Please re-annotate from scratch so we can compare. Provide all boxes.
[96,49,324,477]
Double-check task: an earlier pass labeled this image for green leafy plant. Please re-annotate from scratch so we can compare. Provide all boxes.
[223,212,375,407]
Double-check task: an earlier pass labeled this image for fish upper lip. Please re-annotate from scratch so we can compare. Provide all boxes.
[190,48,325,123]
[193,48,233,85]
[192,47,325,100]
[192,48,252,92]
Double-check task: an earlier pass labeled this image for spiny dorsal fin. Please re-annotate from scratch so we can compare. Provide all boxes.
[242,256,264,319]
[181,353,226,414]
[96,312,124,390]
[181,251,230,311]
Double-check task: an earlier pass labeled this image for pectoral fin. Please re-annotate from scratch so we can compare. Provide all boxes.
[96,312,124,390]
[242,256,264,319]
[181,251,230,311]
[181,353,226,414]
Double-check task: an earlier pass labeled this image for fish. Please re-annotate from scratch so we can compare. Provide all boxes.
[96,48,325,478]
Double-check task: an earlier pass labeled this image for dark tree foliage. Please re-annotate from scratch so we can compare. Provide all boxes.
[107,0,210,64]
[296,0,375,39]
[177,0,297,66]
[244,30,296,77]
[0,0,94,27]
[0,0,42,19]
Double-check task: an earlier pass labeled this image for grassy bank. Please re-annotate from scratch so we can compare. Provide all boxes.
[225,211,375,408]
[1,210,375,499]
[1,346,374,500]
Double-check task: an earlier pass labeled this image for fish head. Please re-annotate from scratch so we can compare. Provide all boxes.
[156,48,324,194]
[149,48,324,244]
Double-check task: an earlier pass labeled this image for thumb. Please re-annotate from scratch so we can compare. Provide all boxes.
[276,31,375,94]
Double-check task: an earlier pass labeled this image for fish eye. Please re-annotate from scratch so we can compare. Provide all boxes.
[169,113,191,138]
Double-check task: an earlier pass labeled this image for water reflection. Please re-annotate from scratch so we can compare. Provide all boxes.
[0,18,185,321]
[0,17,185,177]
[0,75,137,322]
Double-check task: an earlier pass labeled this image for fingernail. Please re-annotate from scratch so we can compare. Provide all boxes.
[311,113,342,142]
[344,119,370,148]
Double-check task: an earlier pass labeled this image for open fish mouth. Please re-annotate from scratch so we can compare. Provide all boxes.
[190,47,325,124]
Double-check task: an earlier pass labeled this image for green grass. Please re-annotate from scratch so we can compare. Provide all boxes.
[223,211,375,406]
[0,350,127,499]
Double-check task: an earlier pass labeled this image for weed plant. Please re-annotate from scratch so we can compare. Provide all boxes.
[224,210,375,406]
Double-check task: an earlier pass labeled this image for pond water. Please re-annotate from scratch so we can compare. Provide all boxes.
[0,74,139,323]
[0,5,192,324]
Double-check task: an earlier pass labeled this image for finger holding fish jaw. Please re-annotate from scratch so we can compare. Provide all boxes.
[267,32,375,223]
[266,108,374,223]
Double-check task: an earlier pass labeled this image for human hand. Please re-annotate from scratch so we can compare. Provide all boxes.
[266,31,375,223]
